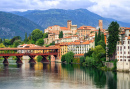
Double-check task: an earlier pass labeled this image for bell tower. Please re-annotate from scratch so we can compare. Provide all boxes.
[67,20,72,29]
[99,20,103,29]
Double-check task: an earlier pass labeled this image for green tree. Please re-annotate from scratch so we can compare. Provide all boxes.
[65,51,74,64]
[97,28,101,42]
[31,29,43,42]
[0,43,5,48]
[101,33,105,42]
[80,56,85,63]
[36,39,44,46]
[92,45,106,67]
[107,21,120,60]
[59,31,63,38]
[0,38,2,43]
[50,41,55,45]
[13,40,21,47]
[3,39,11,46]
[61,55,66,62]
[10,36,21,44]
[84,49,94,57]
[43,33,48,38]
[95,32,98,46]
[98,40,106,50]
[24,32,28,43]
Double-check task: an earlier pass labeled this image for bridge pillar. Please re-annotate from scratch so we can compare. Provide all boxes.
[29,55,36,64]
[3,56,9,64]
[41,55,49,63]
[54,55,58,61]
[16,56,23,64]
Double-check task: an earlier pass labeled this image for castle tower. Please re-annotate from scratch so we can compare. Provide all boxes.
[99,20,103,29]
[67,20,72,29]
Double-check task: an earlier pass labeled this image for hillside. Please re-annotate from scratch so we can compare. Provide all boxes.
[0,11,43,39]
[12,9,130,29]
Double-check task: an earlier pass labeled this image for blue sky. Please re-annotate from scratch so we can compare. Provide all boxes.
[0,0,130,23]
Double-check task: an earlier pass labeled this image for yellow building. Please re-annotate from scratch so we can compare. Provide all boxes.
[58,43,68,59]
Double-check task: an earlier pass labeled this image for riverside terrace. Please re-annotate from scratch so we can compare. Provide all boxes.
[0,47,59,64]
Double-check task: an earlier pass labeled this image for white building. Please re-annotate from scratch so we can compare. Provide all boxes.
[67,40,94,54]
[116,28,130,71]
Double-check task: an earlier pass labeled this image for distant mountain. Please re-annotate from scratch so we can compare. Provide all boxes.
[0,11,43,39]
[11,9,130,29]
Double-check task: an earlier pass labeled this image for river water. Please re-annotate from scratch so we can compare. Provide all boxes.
[0,59,130,89]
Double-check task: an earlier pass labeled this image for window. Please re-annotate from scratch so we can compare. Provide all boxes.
[124,46,125,49]
[124,51,126,54]
[120,59,122,61]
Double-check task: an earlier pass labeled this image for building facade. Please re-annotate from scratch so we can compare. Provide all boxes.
[116,28,130,71]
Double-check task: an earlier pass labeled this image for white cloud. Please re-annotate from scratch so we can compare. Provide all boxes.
[87,0,130,22]
[0,0,130,23]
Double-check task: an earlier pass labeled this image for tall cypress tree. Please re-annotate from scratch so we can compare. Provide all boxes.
[101,33,105,42]
[107,21,119,60]
[0,38,2,43]
[97,28,101,42]
[95,32,98,46]
[59,31,63,38]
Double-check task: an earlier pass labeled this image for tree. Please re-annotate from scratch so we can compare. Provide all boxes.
[65,51,74,64]
[13,40,21,47]
[10,36,21,44]
[80,56,85,63]
[24,32,28,43]
[43,33,48,38]
[84,49,94,57]
[101,33,105,42]
[36,39,44,46]
[50,41,55,45]
[97,28,101,42]
[95,32,98,46]
[107,21,120,60]
[92,45,106,66]
[0,43,5,48]
[98,40,106,50]
[3,39,11,46]
[0,38,2,43]
[31,29,43,42]
[61,55,66,62]
[59,31,63,38]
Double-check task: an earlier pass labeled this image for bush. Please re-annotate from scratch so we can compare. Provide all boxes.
[61,55,66,62]
[80,56,85,63]
[72,58,80,63]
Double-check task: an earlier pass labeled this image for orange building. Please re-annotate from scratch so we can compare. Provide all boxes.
[77,26,96,36]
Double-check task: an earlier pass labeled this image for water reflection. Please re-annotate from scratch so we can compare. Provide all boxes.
[0,59,129,89]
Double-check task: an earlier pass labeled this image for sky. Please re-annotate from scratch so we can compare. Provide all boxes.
[0,0,130,23]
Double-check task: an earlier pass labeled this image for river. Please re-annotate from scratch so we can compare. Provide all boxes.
[0,58,130,89]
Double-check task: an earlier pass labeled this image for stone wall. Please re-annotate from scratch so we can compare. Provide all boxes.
[104,62,114,68]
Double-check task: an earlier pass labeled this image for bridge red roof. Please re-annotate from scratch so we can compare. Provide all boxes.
[0,47,59,50]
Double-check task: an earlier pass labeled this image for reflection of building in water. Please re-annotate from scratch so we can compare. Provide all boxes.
[117,72,130,89]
